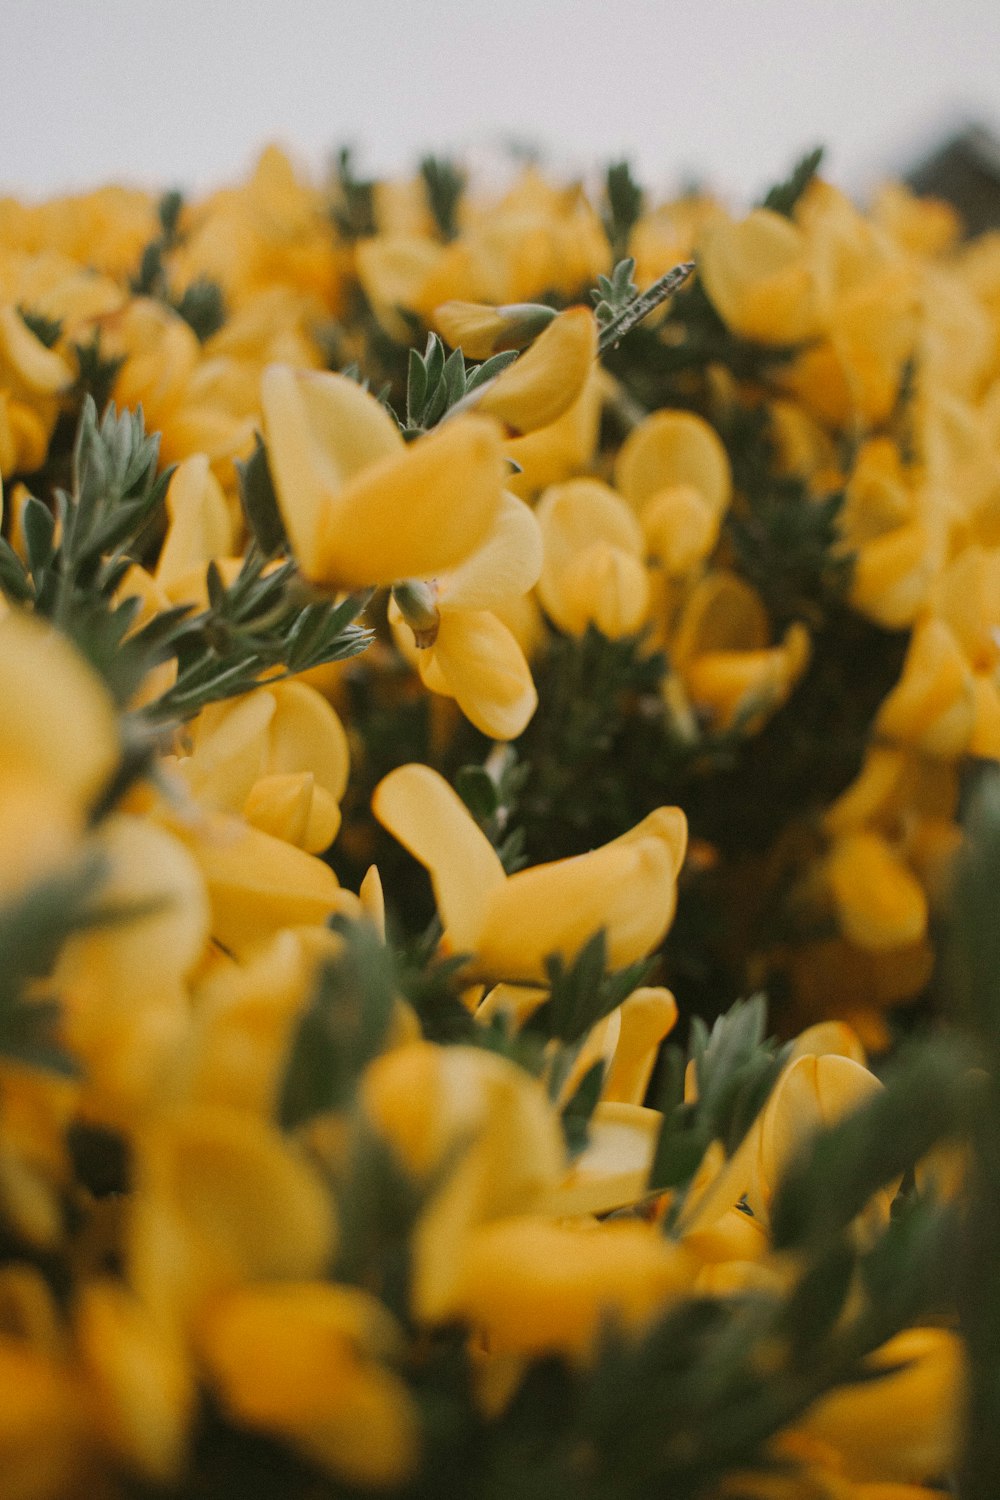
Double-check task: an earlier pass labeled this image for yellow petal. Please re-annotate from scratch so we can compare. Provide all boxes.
[200,1283,419,1488]
[156,453,234,592]
[177,813,342,957]
[260,364,403,575]
[615,408,732,516]
[876,617,976,757]
[424,609,538,740]
[318,415,506,589]
[184,693,275,812]
[826,831,928,951]
[440,490,543,612]
[474,307,597,435]
[542,1102,663,1217]
[372,765,505,953]
[602,987,679,1105]
[266,680,350,802]
[798,1328,965,1483]
[0,609,119,814]
[476,819,682,981]
[699,210,822,344]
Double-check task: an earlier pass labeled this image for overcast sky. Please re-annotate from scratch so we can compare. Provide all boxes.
[2,0,998,204]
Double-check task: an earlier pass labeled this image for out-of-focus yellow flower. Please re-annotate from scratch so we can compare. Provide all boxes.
[177,679,349,854]
[699,209,823,344]
[615,409,732,567]
[75,1279,193,1485]
[683,1047,884,1235]
[0,304,73,477]
[154,453,237,598]
[671,571,810,732]
[504,365,604,499]
[0,1337,86,1500]
[200,1283,420,1487]
[389,490,542,739]
[373,763,686,980]
[261,364,506,589]
[170,810,345,959]
[876,617,976,758]
[0,609,119,895]
[825,830,928,952]
[471,306,597,436]
[450,1216,694,1362]
[362,1041,565,1321]
[797,1328,966,1485]
[52,814,210,1120]
[535,478,650,638]
[128,1104,335,1325]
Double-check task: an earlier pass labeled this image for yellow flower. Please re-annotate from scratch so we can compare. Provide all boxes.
[0,304,73,477]
[389,490,542,739]
[361,1041,565,1321]
[128,1104,335,1326]
[177,679,350,854]
[615,407,732,578]
[698,209,823,344]
[450,1216,694,1362]
[0,609,119,896]
[671,572,811,733]
[261,364,506,589]
[199,1283,420,1487]
[373,763,686,981]
[825,831,928,952]
[535,478,650,639]
[876,617,976,758]
[471,306,597,435]
[432,299,557,359]
[797,1328,965,1484]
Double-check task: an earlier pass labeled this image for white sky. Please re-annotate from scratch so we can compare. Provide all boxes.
[2,0,998,204]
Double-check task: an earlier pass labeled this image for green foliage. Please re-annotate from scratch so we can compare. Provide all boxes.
[70,330,125,416]
[235,432,287,556]
[529,930,654,1046]
[131,190,226,341]
[455,745,528,873]
[603,160,644,261]
[0,853,162,1075]
[17,306,63,349]
[650,995,787,1196]
[420,154,466,242]
[278,916,397,1127]
[760,146,825,217]
[722,403,853,628]
[402,332,517,437]
[0,400,372,725]
[330,145,377,239]
[591,256,639,327]
[596,258,695,355]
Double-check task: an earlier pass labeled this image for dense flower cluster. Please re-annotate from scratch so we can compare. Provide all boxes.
[0,142,997,1498]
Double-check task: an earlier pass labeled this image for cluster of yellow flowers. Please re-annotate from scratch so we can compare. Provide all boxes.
[0,142,994,1497]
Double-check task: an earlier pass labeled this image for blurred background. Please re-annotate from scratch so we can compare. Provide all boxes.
[2,0,999,203]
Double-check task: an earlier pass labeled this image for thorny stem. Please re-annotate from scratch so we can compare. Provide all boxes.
[597,259,696,354]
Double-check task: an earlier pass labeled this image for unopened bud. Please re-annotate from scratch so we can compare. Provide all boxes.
[391,579,441,648]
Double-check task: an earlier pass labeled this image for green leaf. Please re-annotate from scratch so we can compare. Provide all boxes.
[455,765,499,821]
[21,496,56,579]
[561,1059,606,1158]
[330,146,377,240]
[278,915,398,1128]
[236,435,287,557]
[420,154,466,242]
[17,306,63,349]
[528,930,654,1045]
[760,146,825,217]
[604,160,645,259]
[174,277,226,341]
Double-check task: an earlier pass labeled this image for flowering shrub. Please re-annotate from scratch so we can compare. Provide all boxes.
[0,142,997,1497]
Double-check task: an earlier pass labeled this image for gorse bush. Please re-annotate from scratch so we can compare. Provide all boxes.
[0,141,998,1497]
